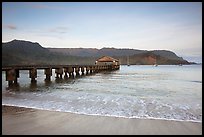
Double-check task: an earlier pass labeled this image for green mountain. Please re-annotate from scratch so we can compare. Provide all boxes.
[2,40,192,67]
[2,40,96,66]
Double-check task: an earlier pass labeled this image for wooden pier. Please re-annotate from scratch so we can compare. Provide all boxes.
[2,64,120,87]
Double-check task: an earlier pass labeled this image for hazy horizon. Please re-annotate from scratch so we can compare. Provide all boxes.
[2,2,202,63]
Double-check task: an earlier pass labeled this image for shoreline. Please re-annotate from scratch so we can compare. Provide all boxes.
[2,104,202,124]
[2,105,202,135]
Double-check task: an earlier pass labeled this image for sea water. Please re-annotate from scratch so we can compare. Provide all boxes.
[2,65,202,122]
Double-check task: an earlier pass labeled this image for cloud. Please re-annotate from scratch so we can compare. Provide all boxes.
[3,24,17,30]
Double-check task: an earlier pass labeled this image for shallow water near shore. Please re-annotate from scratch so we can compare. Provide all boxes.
[2,65,202,122]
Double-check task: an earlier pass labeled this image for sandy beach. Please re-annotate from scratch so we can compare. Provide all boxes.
[2,105,202,135]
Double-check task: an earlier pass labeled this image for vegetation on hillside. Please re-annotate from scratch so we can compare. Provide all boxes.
[2,40,192,67]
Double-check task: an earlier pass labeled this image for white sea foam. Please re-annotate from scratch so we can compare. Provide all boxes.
[2,103,202,123]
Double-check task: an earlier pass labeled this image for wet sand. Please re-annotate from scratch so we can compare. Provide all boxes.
[2,105,202,135]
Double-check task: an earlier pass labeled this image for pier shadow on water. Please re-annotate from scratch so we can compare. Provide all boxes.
[3,71,99,93]
[6,82,20,91]
[29,81,37,91]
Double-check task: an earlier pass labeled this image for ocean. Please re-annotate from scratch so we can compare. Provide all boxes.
[2,65,202,123]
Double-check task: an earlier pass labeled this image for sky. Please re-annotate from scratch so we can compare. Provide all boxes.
[2,2,202,63]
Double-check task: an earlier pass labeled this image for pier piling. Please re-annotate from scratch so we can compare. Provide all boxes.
[55,68,63,79]
[3,64,120,87]
[44,68,52,81]
[29,68,37,83]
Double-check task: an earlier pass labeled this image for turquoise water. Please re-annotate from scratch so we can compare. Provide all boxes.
[2,65,202,122]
